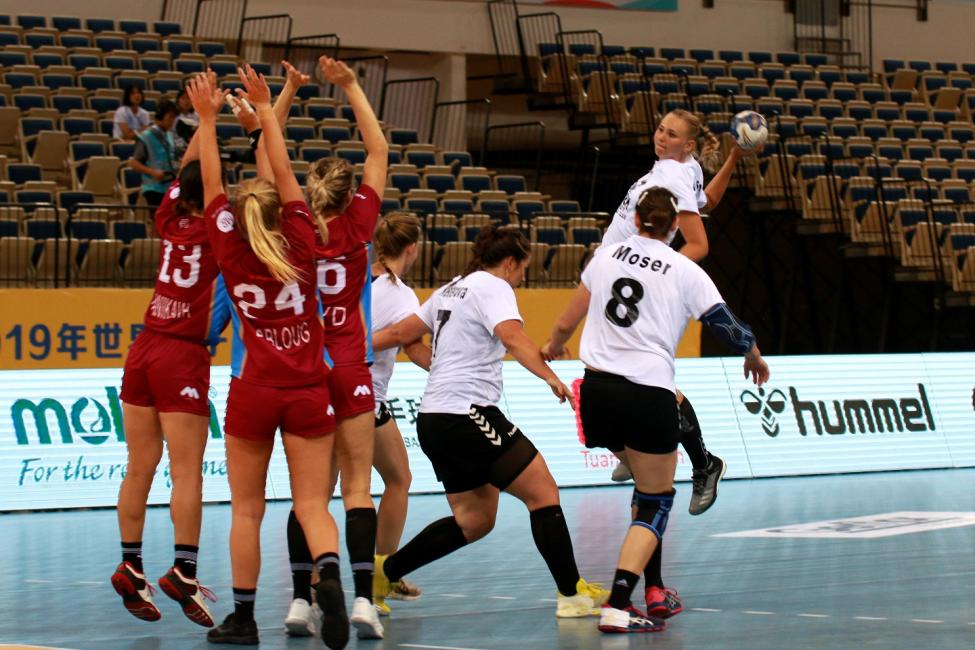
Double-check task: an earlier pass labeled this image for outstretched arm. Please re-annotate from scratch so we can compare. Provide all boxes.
[496,320,571,404]
[321,56,388,194]
[186,72,229,207]
[373,315,430,352]
[703,147,744,211]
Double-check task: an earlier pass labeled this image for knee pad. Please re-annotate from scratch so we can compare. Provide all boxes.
[630,489,676,540]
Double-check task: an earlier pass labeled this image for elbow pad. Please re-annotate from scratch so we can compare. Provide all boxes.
[700,303,755,355]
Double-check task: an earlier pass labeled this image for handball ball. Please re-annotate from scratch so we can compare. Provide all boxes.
[731,110,768,151]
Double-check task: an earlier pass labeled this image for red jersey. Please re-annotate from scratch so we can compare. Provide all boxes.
[143,181,221,342]
[315,184,380,367]
[204,194,325,387]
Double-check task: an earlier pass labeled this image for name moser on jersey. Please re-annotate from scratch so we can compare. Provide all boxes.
[609,243,674,275]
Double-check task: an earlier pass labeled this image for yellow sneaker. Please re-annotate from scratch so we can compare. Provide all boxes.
[577,578,609,607]
[372,554,394,616]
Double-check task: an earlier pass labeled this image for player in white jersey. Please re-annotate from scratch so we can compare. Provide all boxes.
[369,226,609,619]
[368,212,430,609]
[544,188,769,633]
[604,109,753,517]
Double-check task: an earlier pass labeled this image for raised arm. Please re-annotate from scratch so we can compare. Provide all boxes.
[542,284,591,360]
[186,73,228,207]
[676,211,708,262]
[238,65,303,205]
[275,60,308,129]
[372,314,430,352]
[320,56,388,194]
[495,320,571,404]
[703,147,743,211]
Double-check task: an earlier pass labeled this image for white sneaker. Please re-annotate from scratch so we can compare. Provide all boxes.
[350,596,384,639]
[611,460,633,482]
[556,592,598,618]
[284,598,318,637]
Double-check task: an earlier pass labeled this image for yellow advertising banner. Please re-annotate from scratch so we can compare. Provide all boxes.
[0,288,700,370]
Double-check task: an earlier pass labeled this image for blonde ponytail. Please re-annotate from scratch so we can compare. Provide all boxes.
[234,178,299,283]
[307,158,354,218]
[669,109,721,173]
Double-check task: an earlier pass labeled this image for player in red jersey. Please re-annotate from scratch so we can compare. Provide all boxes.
[190,68,348,649]
[284,56,389,641]
[112,71,224,629]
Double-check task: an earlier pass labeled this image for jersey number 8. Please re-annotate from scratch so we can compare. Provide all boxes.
[604,278,644,327]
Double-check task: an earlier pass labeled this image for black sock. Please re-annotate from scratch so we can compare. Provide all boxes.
[346,507,377,601]
[233,587,256,622]
[679,397,710,470]
[315,552,341,583]
[174,544,198,580]
[643,540,664,589]
[384,517,468,583]
[529,505,580,596]
[608,569,640,610]
[121,541,143,573]
[287,509,313,602]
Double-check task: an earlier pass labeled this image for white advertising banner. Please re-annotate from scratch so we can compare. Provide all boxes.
[1,354,973,511]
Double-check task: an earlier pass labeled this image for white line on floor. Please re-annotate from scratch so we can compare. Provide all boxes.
[539,598,558,602]
[24,579,52,584]
[855,617,887,621]
[77,581,102,585]
[440,594,466,598]
[400,645,488,650]
[488,596,516,600]
[910,619,944,624]
[743,610,775,615]
[690,608,722,612]
[798,613,830,618]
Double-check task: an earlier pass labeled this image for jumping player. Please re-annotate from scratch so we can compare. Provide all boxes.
[544,187,769,633]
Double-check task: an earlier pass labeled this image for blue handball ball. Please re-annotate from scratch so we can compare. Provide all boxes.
[730,110,768,151]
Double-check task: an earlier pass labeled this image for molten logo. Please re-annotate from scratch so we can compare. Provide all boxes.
[353,385,372,397]
[180,386,200,400]
[740,387,787,437]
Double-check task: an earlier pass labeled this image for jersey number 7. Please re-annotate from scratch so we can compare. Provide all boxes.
[432,309,451,355]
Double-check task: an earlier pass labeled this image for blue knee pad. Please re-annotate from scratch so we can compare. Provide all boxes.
[630,489,676,540]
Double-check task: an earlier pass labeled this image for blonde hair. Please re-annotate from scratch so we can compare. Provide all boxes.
[307,157,354,217]
[668,109,720,173]
[233,178,299,283]
[373,211,422,285]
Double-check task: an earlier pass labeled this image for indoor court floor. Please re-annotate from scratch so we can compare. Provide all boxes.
[3,468,975,649]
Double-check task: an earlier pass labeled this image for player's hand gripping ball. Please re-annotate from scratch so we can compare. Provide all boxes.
[731,110,768,151]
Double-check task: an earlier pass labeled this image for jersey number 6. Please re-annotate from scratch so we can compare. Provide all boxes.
[604,278,644,327]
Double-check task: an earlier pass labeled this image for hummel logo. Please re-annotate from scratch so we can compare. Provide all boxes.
[179,386,200,400]
[469,407,500,446]
[353,385,372,397]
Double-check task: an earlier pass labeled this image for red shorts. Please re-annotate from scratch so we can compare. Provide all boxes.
[224,377,336,441]
[120,329,210,417]
[327,363,375,420]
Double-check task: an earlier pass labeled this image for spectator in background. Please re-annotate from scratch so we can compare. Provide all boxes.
[174,88,200,156]
[114,85,152,141]
[128,100,180,210]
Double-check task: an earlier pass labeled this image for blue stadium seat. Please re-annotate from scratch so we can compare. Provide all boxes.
[424,174,456,194]
[52,16,81,31]
[86,18,115,33]
[14,95,47,111]
[335,148,366,165]
[18,15,46,29]
[380,198,401,214]
[404,198,437,214]
[112,221,147,244]
[154,21,181,37]
[196,41,225,57]
[660,48,684,61]
[405,151,437,169]
[441,199,474,214]
[390,173,421,194]
[53,96,85,114]
[95,36,126,52]
[461,175,491,193]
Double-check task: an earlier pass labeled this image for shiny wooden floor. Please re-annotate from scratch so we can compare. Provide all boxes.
[3,468,975,649]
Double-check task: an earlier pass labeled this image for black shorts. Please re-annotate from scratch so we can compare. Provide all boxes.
[579,369,680,455]
[375,402,392,428]
[417,405,538,494]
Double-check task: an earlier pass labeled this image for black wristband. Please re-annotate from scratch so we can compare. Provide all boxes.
[248,128,262,150]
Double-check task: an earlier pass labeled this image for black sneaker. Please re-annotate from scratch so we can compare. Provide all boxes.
[316,578,350,649]
[206,613,258,645]
[688,455,726,516]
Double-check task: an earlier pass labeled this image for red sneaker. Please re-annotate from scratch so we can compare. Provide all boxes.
[645,585,683,619]
[158,566,216,627]
[111,562,161,622]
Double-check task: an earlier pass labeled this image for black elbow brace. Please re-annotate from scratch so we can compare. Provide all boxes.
[701,303,755,355]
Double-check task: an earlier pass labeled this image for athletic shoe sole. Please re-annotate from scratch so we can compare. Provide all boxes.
[284,617,315,637]
[690,459,727,516]
[598,622,666,633]
[206,633,259,645]
[647,603,684,619]
[112,572,161,622]
[316,579,350,650]
[158,574,215,627]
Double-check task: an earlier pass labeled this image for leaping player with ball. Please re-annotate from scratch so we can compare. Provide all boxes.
[589,108,766,617]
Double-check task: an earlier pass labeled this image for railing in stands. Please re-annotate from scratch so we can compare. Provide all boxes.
[161,0,248,45]
[431,99,492,165]
[486,0,527,88]
[286,33,341,84]
[380,78,440,145]
[236,13,293,75]
[483,122,546,193]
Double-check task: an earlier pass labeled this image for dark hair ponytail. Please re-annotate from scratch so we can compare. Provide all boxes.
[463,225,531,276]
[635,187,679,238]
[174,160,203,216]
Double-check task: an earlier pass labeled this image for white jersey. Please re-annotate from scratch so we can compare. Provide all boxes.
[416,271,522,414]
[602,157,707,248]
[580,235,723,392]
[371,272,421,404]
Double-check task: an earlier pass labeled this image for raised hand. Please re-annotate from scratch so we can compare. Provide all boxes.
[318,56,355,88]
[187,71,225,121]
[228,91,259,133]
[236,64,271,107]
[282,60,310,87]
[540,340,570,362]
